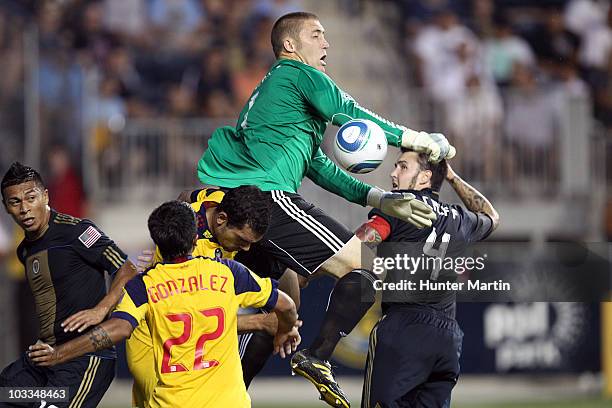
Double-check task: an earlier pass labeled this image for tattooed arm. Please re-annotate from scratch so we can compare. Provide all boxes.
[355,215,391,250]
[28,318,134,366]
[446,164,500,230]
[355,222,384,250]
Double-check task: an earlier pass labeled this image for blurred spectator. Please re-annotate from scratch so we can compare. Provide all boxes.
[577,6,612,75]
[149,0,205,53]
[251,0,302,20]
[503,65,560,193]
[400,0,466,27]
[233,51,271,107]
[105,46,143,99]
[470,0,495,37]
[564,0,610,37]
[69,1,120,66]
[553,61,590,98]
[103,0,148,43]
[196,47,235,112]
[167,84,197,117]
[37,2,83,154]
[483,16,535,87]
[46,144,87,218]
[86,75,127,128]
[37,1,66,51]
[528,8,581,72]
[246,16,276,64]
[445,74,503,182]
[0,9,25,168]
[204,89,236,117]
[412,9,481,102]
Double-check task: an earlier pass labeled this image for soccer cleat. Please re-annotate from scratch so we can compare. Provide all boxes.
[290,349,350,408]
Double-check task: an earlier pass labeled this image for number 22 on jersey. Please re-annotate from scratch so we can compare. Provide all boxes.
[161,307,225,373]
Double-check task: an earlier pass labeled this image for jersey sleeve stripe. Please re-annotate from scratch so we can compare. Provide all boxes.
[107,246,127,264]
[103,249,121,269]
[104,247,127,269]
[111,311,139,329]
[262,279,279,312]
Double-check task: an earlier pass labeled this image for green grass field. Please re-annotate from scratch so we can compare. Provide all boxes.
[451,400,612,408]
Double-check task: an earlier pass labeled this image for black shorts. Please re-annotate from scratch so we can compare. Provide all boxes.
[234,191,353,279]
[362,305,463,408]
[0,353,115,408]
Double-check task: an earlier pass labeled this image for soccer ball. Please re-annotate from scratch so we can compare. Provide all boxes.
[333,119,387,174]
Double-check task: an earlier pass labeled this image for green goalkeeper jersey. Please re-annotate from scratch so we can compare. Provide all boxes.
[197,58,406,206]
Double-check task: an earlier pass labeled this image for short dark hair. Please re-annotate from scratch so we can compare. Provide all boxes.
[148,201,197,261]
[271,11,319,58]
[400,148,447,192]
[1,162,45,201]
[217,185,271,236]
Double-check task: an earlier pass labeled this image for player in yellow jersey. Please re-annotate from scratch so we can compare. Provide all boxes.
[127,186,288,407]
[28,200,299,408]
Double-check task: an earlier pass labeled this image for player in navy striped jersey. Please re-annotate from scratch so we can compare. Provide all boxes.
[356,150,499,407]
[0,162,139,408]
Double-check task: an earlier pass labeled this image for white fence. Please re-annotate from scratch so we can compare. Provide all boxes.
[85,90,607,204]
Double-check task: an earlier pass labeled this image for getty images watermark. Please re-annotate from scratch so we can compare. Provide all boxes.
[364,242,612,302]
[370,251,511,293]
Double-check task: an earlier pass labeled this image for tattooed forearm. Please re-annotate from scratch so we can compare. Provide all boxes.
[448,175,499,228]
[448,177,487,212]
[89,325,113,351]
[355,223,383,250]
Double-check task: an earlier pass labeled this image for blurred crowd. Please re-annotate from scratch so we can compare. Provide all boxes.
[390,0,611,185]
[0,0,302,179]
[0,0,608,196]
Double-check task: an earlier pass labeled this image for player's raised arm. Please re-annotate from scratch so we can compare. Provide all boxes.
[29,318,134,366]
[308,148,436,228]
[445,164,500,231]
[297,65,455,163]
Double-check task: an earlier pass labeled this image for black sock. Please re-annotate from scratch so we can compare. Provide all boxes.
[240,330,275,388]
[310,269,377,361]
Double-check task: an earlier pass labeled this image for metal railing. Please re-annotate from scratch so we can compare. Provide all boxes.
[85,118,233,202]
[84,88,606,204]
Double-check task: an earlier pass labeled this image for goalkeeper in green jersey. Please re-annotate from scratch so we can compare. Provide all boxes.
[196,12,456,408]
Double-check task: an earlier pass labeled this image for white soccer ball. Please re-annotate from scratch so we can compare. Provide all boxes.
[333,119,388,174]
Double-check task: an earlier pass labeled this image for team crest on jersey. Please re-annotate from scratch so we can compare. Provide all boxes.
[215,248,222,258]
[32,258,40,275]
[78,226,102,248]
[204,230,213,239]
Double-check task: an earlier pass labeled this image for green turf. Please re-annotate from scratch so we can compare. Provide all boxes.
[452,399,611,408]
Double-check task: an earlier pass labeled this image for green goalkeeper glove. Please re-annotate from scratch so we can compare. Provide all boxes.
[401,129,456,163]
[367,187,436,229]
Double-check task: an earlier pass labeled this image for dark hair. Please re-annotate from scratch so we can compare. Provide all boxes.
[400,148,447,192]
[1,162,45,201]
[217,185,271,236]
[271,11,319,58]
[148,201,197,260]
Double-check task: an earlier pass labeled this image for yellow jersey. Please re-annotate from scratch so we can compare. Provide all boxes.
[126,188,237,407]
[112,256,278,407]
